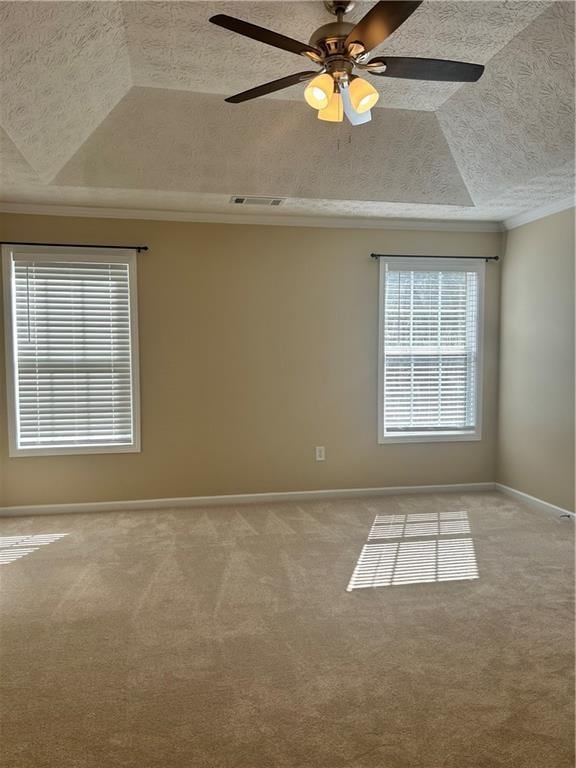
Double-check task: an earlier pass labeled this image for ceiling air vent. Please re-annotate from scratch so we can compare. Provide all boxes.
[230,196,284,207]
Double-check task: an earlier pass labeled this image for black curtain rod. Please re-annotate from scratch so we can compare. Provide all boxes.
[371,253,499,263]
[0,241,148,252]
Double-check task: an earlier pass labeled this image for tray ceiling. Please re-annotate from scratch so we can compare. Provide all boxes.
[0,1,574,224]
[54,89,473,207]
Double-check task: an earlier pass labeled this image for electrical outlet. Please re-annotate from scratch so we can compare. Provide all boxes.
[315,446,326,462]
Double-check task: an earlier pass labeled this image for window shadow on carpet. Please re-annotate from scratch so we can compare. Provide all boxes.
[347,512,478,590]
[0,534,69,565]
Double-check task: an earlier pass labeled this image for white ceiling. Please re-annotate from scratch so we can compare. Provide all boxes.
[54,90,474,206]
[0,1,574,225]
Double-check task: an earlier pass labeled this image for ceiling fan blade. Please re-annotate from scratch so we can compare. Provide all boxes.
[367,56,485,82]
[345,1,422,54]
[210,15,323,63]
[225,71,320,103]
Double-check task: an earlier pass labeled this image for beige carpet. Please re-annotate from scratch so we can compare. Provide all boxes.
[0,491,573,768]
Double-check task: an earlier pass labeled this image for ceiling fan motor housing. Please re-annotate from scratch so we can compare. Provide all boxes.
[309,20,355,55]
[309,21,358,84]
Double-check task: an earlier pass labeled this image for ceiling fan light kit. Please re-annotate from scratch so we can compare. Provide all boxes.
[210,0,485,127]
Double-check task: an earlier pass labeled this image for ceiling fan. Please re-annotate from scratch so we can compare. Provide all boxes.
[210,0,484,125]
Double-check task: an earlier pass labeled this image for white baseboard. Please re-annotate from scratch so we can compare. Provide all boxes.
[0,482,497,518]
[496,483,575,519]
[3,483,572,520]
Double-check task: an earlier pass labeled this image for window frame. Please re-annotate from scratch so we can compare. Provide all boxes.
[377,256,485,445]
[2,245,141,457]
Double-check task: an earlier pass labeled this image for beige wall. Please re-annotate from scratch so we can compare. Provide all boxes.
[498,208,575,511]
[0,213,502,507]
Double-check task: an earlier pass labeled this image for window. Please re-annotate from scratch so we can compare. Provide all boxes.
[2,246,140,456]
[378,257,484,443]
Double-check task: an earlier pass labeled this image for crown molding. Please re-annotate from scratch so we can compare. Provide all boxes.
[0,201,504,233]
[504,197,575,230]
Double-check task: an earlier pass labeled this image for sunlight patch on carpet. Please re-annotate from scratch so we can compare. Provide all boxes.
[0,533,69,565]
[367,511,471,540]
[347,511,478,590]
[347,538,478,590]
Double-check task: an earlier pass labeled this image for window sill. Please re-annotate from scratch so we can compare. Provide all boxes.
[8,443,141,458]
[379,431,482,445]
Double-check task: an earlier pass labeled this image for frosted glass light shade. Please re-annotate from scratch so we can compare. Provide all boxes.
[304,74,334,110]
[318,93,343,122]
[349,77,379,113]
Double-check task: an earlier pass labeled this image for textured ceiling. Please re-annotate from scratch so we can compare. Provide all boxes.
[0,1,131,179]
[0,0,574,224]
[439,0,575,203]
[54,88,473,206]
[122,1,548,111]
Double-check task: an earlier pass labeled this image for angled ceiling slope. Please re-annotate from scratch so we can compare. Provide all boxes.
[0,1,131,180]
[439,1,575,204]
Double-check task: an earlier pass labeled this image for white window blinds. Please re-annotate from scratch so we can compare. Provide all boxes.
[379,258,484,442]
[3,247,140,455]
